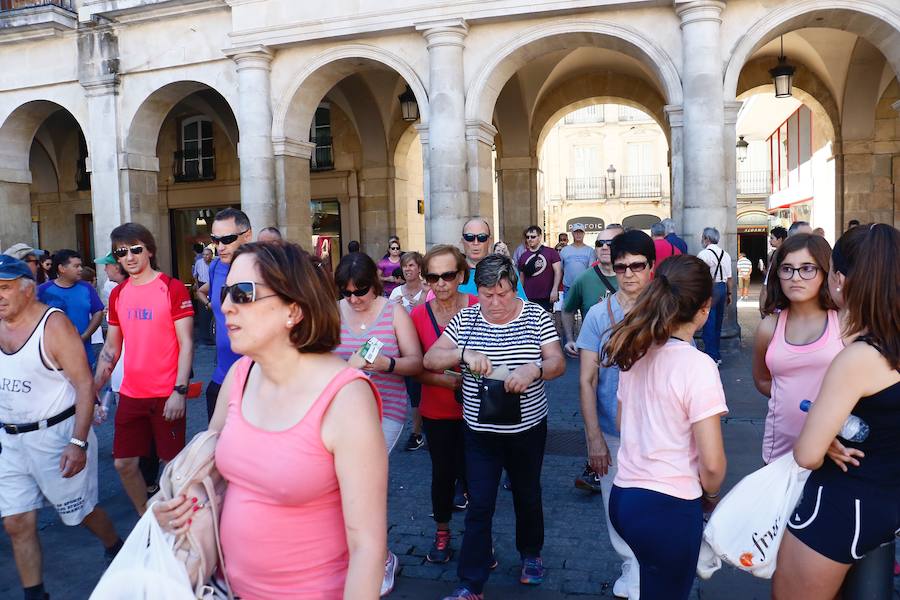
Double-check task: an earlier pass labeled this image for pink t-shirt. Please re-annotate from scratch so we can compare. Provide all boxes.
[614,339,728,500]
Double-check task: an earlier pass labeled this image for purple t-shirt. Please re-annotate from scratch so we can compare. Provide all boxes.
[377,257,402,296]
[517,245,561,301]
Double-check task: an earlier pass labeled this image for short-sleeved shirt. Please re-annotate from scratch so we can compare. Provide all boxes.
[377,257,402,297]
[108,273,194,398]
[614,339,728,500]
[666,233,688,255]
[443,301,558,434]
[458,269,527,300]
[37,280,104,356]
[193,258,211,285]
[576,294,625,436]
[697,244,732,283]
[653,238,682,266]
[737,257,753,278]
[563,265,618,317]
[517,246,561,301]
[209,259,242,384]
[559,244,595,288]
[410,296,478,420]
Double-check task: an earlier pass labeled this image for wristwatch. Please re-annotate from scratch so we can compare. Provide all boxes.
[69,437,88,451]
[173,384,189,395]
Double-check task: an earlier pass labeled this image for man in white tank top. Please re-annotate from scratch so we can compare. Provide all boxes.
[0,255,122,600]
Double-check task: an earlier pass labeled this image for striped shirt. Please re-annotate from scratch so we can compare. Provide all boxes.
[444,300,558,434]
[335,300,408,425]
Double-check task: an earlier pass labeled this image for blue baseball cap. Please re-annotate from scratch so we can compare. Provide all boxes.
[0,254,35,281]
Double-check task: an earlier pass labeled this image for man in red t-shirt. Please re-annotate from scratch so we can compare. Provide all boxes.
[651,221,682,268]
[93,223,194,515]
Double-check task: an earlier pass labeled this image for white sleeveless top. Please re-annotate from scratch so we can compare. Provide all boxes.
[0,308,77,423]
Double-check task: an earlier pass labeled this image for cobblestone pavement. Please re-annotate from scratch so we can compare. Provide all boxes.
[1,300,897,599]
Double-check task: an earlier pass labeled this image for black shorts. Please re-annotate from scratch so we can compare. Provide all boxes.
[787,472,900,564]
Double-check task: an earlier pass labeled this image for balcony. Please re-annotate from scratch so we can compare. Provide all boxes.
[737,170,772,196]
[0,0,72,9]
[566,177,607,200]
[620,174,662,199]
[310,136,334,171]
[564,106,604,125]
[617,106,653,122]
[173,148,216,183]
[0,0,76,41]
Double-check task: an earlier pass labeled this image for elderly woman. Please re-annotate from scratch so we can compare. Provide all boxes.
[333,251,423,596]
[155,242,387,599]
[425,254,565,600]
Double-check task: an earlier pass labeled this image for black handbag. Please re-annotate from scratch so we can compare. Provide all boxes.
[460,310,522,426]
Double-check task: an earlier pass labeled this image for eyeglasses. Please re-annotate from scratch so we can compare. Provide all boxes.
[612,261,649,274]
[423,271,459,284]
[211,230,249,245]
[389,246,401,251]
[595,240,613,248]
[525,234,540,240]
[220,281,278,305]
[777,264,820,281]
[462,233,489,243]
[340,286,371,298]
[113,245,145,258]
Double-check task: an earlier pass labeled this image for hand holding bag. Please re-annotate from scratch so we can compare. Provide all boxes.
[460,310,522,426]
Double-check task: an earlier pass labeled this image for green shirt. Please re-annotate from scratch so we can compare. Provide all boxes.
[563,265,618,316]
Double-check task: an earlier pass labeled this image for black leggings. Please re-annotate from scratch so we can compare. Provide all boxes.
[422,418,466,524]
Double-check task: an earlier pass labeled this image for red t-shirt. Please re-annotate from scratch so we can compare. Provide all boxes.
[108,273,194,398]
[410,296,478,420]
[653,238,683,266]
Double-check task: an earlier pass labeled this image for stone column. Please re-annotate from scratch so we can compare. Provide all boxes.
[0,171,33,251]
[722,101,742,338]
[272,137,315,246]
[415,124,433,245]
[496,156,539,243]
[230,46,277,231]
[466,119,498,234]
[416,19,468,247]
[665,105,684,232]
[675,0,727,253]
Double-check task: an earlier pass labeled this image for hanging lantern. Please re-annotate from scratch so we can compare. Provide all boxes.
[736,135,749,162]
[398,86,419,122]
[769,37,795,98]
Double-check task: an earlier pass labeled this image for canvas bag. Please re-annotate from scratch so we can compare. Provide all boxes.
[697,453,810,580]
[150,430,233,599]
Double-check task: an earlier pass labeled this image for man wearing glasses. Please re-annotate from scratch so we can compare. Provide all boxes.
[516,225,562,313]
[458,218,526,299]
[93,223,194,516]
[194,208,253,421]
[3,244,43,280]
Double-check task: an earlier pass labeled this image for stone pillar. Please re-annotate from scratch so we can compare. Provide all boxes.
[415,124,432,245]
[665,105,684,231]
[496,156,539,244]
[358,167,394,255]
[466,119,498,234]
[117,151,166,267]
[272,137,315,247]
[230,46,276,232]
[416,19,468,247]
[675,0,727,253]
[0,174,33,251]
[722,101,742,338]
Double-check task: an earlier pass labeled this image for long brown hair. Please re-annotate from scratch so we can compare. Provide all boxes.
[763,233,837,315]
[835,223,900,369]
[602,255,712,371]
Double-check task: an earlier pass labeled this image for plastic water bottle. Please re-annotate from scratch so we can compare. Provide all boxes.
[799,399,870,442]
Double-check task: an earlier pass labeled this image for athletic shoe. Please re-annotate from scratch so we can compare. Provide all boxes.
[574,463,602,494]
[453,490,469,511]
[405,433,425,451]
[612,562,632,598]
[520,556,545,585]
[146,483,160,498]
[441,587,483,600]
[380,551,399,596]
[426,529,452,563]
[502,474,512,490]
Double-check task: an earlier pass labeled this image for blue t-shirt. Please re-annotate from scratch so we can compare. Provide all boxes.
[37,280,104,359]
[559,244,595,288]
[209,259,242,384]
[458,269,527,300]
[575,294,624,436]
[666,233,688,255]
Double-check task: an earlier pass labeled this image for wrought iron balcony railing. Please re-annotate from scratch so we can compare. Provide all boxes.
[620,174,663,199]
[310,136,334,171]
[174,148,216,182]
[736,170,772,196]
[565,176,608,200]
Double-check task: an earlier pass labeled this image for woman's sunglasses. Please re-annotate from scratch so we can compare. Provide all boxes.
[340,286,371,298]
[220,281,277,304]
[423,271,459,284]
[612,261,649,274]
[462,233,490,243]
[211,230,249,245]
[113,245,145,258]
[389,246,401,251]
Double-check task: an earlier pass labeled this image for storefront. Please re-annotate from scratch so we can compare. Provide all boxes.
[311,199,342,271]
[737,211,769,281]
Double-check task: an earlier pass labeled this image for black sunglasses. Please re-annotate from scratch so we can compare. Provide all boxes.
[211,230,249,245]
[612,261,649,274]
[340,286,371,298]
[462,233,489,243]
[113,245,145,258]
[423,271,459,284]
[220,281,278,305]
[595,240,613,248]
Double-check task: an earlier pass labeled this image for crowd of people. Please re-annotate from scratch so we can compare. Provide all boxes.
[0,210,897,600]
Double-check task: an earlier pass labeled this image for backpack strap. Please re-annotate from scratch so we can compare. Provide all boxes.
[593,265,616,296]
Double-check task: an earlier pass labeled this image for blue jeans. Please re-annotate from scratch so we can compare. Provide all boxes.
[457,419,547,593]
[609,486,703,600]
[702,281,727,361]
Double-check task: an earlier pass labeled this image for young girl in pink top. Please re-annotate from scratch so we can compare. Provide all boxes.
[155,242,387,599]
[752,234,842,464]
[602,255,728,600]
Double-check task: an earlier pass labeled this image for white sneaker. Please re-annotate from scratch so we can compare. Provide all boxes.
[612,562,638,599]
[380,550,399,597]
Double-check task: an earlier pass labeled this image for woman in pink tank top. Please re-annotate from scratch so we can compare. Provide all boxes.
[753,234,842,463]
[155,242,387,599]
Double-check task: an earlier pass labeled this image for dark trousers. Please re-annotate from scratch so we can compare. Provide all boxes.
[609,486,703,600]
[702,281,727,361]
[422,418,466,524]
[206,380,222,423]
[458,419,547,594]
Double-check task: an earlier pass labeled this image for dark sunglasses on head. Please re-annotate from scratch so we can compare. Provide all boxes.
[113,245,145,258]
[220,281,277,305]
[462,233,489,243]
[211,230,249,245]
[340,286,371,298]
[612,261,649,274]
[423,271,459,284]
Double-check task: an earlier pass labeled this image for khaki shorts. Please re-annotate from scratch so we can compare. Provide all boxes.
[0,416,98,525]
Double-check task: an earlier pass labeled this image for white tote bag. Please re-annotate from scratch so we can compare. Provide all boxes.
[697,453,810,580]
[90,504,195,600]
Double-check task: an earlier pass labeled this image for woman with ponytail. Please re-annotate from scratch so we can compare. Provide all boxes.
[602,255,728,600]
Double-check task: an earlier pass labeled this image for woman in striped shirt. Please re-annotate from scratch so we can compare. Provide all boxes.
[333,252,423,597]
[424,254,565,600]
